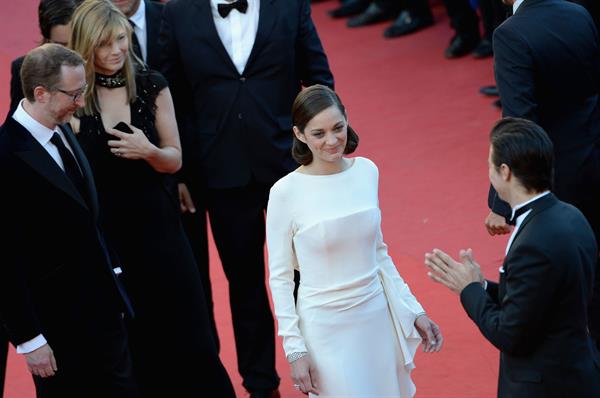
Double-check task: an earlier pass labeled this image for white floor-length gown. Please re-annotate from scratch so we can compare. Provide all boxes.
[267,157,424,398]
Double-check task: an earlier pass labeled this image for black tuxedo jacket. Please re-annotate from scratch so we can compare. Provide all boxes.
[159,0,334,189]
[461,194,600,397]
[143,0,164,69]
[490,0,600,216]
[0,117,130,348]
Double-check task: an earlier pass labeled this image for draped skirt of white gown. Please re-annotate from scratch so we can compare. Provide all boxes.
[297,275,416,398]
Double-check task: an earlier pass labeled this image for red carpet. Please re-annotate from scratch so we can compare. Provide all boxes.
[1,1,508,396]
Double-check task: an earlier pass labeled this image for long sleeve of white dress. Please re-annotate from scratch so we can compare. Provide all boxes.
[266,182,307,357]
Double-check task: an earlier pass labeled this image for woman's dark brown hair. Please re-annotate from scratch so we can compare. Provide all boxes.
[291,84,359,165]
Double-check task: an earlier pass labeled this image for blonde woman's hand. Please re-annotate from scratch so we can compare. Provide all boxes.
[178,183,196,214]
[107,123,155,160]
[291,354,320,395]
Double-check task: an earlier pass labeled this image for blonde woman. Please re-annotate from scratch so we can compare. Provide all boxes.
[69,1,235,396]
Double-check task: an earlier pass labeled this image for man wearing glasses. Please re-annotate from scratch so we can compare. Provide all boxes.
[0,43,139,398]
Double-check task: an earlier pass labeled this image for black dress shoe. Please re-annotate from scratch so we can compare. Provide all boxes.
[479,85,499,97]
[383,10,434,38]
[250,389,281,398]
[347,3,396,28]
[471,38,493,58]
[444,34,480,58]
[329,0,371,18]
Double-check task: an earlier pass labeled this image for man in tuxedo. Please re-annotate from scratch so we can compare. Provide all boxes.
[2,1,81,394]
[485,0,600,344]
[110,0,164,69]
[0,44,138,398]
[159,1,333,396]
[426,117,600,398]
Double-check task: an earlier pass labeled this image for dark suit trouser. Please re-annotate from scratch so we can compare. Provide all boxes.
[403,0,433,19]
[478,0,507,40]
[33,315,138,398]
[0,329,6,398]
[183,180,280,392]
[180,193,220,351]
[442,0,480,39]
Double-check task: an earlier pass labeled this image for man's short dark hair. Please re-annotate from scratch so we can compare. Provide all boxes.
[490,117,554,193]
[39,0,81,41]
[21,43,84,102]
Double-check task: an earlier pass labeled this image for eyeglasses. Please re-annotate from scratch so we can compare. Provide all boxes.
[55,83,88,103]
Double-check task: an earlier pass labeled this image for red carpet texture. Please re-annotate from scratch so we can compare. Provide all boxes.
[1,1,508,396]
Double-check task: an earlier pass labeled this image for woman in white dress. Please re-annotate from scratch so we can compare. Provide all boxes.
[266,85,443,397]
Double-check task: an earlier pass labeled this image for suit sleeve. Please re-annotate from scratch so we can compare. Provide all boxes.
[493,25,538,121]
[266,183,307,357]
[488,185,512,219]
[295,0,334,89]
[460,243,557,355]
[7,58,24,120]
[0,162,43,346]
[158,4,193,182]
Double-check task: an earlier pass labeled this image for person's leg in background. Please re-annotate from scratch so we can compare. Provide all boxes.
[180,184,220,350]
[384,0,434,38]
[441,0,480,58]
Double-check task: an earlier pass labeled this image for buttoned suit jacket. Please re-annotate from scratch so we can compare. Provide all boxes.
[159,0,334,189]
[490,0,600,215]
[0,117,131,353]
[143,0,164,69]
[462,194,600,397]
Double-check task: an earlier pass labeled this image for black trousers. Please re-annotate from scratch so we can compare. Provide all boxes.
[478,0,508,40]
[442,0,480,39]
[0,329,6,398]
[183,180,280,392]
[32,316,138,398]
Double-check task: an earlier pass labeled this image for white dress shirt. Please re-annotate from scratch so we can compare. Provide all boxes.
[513,0,525,14]
[12,100,77,173]
[129,0,148,62]
[210,0,260,75]
[10,100,85,354]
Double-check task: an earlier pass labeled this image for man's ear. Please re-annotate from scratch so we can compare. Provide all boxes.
[293,126,306,144]
[33,86,49,104]
[500,163,512,181]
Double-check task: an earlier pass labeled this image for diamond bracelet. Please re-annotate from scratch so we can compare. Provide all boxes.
[286,351,308,363]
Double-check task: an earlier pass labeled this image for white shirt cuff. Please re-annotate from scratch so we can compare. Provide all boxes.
[482,280,488,290]
[16,334,47,354]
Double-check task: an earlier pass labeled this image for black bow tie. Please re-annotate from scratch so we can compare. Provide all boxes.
[218,0,248,18]
[508,204,532,226]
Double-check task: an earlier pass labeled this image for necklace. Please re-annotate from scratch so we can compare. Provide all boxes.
[95,70,126,88]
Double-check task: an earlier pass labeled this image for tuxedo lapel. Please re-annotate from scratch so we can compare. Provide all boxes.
[245,0,277,72]
[8,118,89,210]
[502,193,557,268]
[60,124,99,218]
[193,0,239,75]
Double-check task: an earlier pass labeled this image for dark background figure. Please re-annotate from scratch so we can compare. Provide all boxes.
[159,0,334,396]
[487,0,600,347]
[441,0,480,57]
[110,0,164,69]
[0,43,139,398]
[1,1,81,395]
[6,0,81,121]
[69,1,235,396]
[427,118,600,398]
